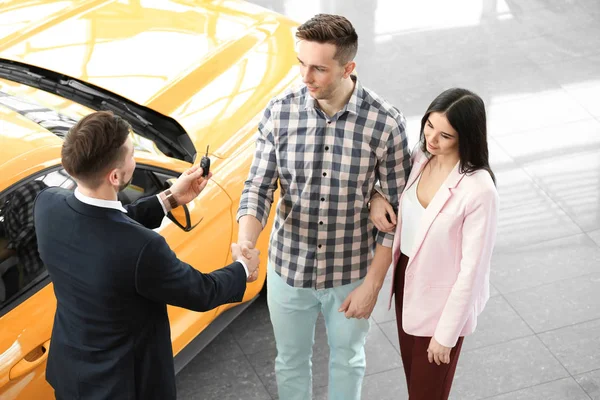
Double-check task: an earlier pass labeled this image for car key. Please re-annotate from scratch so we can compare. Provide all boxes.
[200,145,210,177]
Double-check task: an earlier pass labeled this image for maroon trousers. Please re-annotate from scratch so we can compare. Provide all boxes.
[394,253,464,400]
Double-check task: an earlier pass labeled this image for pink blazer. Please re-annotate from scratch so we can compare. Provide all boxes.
[390,147,499,347]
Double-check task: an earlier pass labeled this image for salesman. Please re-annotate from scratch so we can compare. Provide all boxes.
[34,111,259,400]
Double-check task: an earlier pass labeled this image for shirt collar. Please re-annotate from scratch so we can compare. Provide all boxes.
[74,188,128,213]
[302,75,363,116]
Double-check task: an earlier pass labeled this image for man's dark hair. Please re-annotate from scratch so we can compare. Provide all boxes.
[61,111,131,188]
[296,14,358,64]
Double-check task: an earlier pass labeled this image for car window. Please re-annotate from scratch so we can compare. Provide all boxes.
[0,169,76,310]
[0,166,176,311]
[117,168,175,206]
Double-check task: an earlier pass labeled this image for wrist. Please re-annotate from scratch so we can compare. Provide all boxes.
[364,272,384,292]
[237,237,256,248]
[161,189,179,211]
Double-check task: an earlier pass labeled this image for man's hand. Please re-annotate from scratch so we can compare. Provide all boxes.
[169,165,213,206]
[427,337,452,366]
[338,280,381,319]
[231,242,260,282]
[231,240,254,262]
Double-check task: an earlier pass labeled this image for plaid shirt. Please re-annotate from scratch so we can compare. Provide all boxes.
[237,77,411,289]
[1,180,47,280]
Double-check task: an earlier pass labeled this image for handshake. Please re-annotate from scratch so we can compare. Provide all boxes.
[231,241,260,282]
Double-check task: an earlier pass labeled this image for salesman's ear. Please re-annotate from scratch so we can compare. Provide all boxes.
[107,169,120,186]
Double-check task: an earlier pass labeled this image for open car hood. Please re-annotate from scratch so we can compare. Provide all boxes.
[0,0,300,161]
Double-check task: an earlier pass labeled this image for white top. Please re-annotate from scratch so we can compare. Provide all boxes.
[400,172,426,257]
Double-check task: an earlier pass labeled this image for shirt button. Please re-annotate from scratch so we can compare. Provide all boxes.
[319,221,323,225]
[322,172,327,177]
[327,120,332,124]
[321,197,325,201]
[407,273,414,279]
[318,244,322,249]
[325,146,329,151]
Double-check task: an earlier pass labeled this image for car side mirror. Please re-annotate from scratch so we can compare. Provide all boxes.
[164,178,202,232]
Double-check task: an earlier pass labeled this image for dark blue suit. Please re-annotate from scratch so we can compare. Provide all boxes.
[34,188,246,400]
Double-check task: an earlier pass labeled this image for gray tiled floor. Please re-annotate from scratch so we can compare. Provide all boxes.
[177,0,600,398]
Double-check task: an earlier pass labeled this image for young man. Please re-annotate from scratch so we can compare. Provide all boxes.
[34,111,259,400]
[235,14,411,400]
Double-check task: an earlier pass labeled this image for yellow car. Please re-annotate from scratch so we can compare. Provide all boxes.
[0,1,299,398]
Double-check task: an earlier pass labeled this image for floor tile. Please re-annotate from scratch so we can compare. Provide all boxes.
[494,195,582,251]
[371,277,397,324]
[495,119,600,163]
[487,89,591,137]
[489,282,500,298]
[192,328,245,364]
[590,230,600,247]
[493,167,551,212]
[505,272,600,333]
[176,355,272,400]
[440,60,560,107]
[576,369,600,400]
[539,318,600,375]
[451,336,569,399]
[364,323,403,376]
[379,321,400,353]
[314,367,408,400]
[485,377,590,400]
[517,29,600,65]
[539,54,600,86]
[524,150,600,232]
[566,81,600,118]
[228,296,276,356]
[491,234,600,294]
[362,368,408,400]
[246,349,279,399]
[461,296,532,352]
[488,137,516,171]
[518,5,598,37]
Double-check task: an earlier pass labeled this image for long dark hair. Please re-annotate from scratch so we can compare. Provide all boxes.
[420,88,496,184]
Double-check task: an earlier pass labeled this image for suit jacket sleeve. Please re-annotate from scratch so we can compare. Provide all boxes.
[135,235,247,311]
[124,195,165,229]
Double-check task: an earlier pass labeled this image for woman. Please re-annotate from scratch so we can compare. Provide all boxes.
[370,88,498,399]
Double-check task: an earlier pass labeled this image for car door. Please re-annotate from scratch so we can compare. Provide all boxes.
[0,168,76,400]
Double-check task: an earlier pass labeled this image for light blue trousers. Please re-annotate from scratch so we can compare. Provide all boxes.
[267,264,371,400]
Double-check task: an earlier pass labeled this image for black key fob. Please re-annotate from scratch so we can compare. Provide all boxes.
[200,145,210,177]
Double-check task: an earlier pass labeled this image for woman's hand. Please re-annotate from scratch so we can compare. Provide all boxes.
[369,193,397,232]
[427,337,452,365]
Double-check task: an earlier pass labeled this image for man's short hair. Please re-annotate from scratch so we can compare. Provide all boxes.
[61,111,131,188]
[296,14,358,65]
